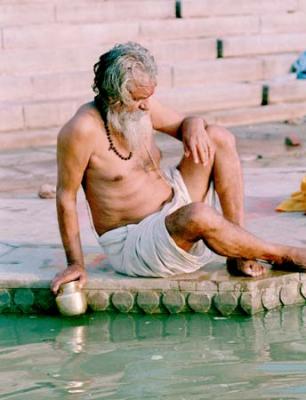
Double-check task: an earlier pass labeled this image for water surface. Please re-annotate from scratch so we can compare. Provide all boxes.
[1,307,306,399]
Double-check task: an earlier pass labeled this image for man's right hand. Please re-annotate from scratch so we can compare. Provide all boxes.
[51,264,87,294]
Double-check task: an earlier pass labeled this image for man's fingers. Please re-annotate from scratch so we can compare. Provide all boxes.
[197,140,208,165]
[51,269,82,294]
[79,273,87,289]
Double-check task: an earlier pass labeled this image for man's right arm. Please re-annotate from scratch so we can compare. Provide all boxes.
[51,117,94,294]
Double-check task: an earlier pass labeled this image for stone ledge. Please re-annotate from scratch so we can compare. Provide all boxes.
[0,248,306,316]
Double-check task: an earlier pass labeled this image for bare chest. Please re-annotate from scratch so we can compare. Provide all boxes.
[86,140,162,185]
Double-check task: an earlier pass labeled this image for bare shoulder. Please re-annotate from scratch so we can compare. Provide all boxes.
[58,102,102,151]
[149,97,184,136]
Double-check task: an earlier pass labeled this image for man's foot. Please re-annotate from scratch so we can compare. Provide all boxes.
[226,258,268,277]
[272,247,306,272]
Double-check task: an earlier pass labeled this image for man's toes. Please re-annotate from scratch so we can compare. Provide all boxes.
[248,261,267,277]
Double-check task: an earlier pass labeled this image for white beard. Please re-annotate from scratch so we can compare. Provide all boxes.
[107,108,152,151]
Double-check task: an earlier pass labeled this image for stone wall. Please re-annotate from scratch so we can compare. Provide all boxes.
[1,0,306,149]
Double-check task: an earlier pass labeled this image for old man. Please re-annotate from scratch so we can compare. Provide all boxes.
[51,42,306,293]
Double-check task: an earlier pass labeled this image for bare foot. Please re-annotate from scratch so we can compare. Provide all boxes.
[272,247,306,272]
[227,258,268,277]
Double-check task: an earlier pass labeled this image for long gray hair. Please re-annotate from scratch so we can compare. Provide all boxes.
[93,42,157,120]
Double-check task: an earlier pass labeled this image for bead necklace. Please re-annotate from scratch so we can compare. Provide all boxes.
[105,123,133,160]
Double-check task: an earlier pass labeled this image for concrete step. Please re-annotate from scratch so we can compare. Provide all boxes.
[261,13,306,34]
[260,53,299,79]
[0,46,106,75]
[2,22,140,50]
[55,1,176,23]
[0,3,55,27]
[0,127,58,150]
[140,16,260,40]
[221,33,306,57]
[0,71,92,103]
[204,102,306,127]
[3,102,306,150]
[0,65,174,104]
[171,54,299,86]
[267,75,306,104]
[156,82,262,113]
[1,17,262,51]
[132,38,217,63]
[0,97,89,132]
[0,0,174,26]
[172,58,264,87]
[180,0,299,18]
[0,39,217,76]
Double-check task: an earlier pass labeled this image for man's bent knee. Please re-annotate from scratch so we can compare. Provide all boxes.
[206,124,236,151]
[165,202,219,247]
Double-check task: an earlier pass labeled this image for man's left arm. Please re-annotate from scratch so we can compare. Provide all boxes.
[149,97,213,166]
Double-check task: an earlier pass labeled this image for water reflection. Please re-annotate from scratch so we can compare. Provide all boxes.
[0,308,306,399]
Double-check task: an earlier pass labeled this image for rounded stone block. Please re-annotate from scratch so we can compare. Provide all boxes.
[240,291,263,315]
[34,289,56,312]
[14,288,35,313]
[136,290,161,314]
[280,283,304,306]
[111,291,135,313]
[300,282,306,299]
[0,289,12,312]
[261,287,281,311]
[213,292,239,316]
[87,291,110,312]
[162,291,186,314]
[187,292,211,313]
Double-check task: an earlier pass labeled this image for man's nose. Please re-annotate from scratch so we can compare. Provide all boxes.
[139,100,149,111]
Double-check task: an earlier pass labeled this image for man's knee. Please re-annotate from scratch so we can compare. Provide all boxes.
[206,124,236,151]
[165,202,220,240]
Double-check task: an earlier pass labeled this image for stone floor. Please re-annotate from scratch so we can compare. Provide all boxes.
[1,120,306,316]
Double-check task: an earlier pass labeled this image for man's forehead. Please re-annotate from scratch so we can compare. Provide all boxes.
[129,80,156,99]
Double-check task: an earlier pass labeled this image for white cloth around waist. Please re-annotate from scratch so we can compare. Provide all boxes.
[98,166,215,277]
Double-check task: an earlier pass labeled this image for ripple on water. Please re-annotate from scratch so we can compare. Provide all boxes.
[0,309,306,399]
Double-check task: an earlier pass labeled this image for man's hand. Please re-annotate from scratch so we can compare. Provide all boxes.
[51,264,87,294]
[181,117,213,166]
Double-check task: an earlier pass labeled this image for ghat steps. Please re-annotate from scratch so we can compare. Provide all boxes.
[1,0,306,148]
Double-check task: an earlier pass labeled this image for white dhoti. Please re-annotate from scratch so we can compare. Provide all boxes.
[98,166,215,277]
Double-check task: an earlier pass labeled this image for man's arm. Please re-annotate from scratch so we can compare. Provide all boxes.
[51,117,94,294]
[149,97,212,166]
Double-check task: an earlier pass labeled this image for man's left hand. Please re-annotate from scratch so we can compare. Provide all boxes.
[181,117,212,166]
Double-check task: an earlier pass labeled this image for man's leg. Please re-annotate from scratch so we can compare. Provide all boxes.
[177,124,265,276]
[165,202,306,270]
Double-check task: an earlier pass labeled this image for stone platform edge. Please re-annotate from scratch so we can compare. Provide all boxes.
[1,269,306,317]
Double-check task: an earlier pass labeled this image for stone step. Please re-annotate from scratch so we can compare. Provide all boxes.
[172,58,264,87]
[204,102,306,127]
[55,0,176,23]
[0,38,216,76]
[2,101,306,149]
[180,0,299,18]
[156,82,262,113]
[1,17,262,51]
[0,65,174,104]
[0,82,261,134]
[172,53,299,86]
[0,0,174,26]
[267,76,306,104]
[261,13,306,34]
[0,3,55,27]
[0,97,89,132]
[140,16,260,40]
[221,33,306,57]
[260,53,299,79]
[0,46,107,76]
[2,22,140,50]
[0,127,58,150]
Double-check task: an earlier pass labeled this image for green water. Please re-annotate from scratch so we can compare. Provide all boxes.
[1,307,306,399]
